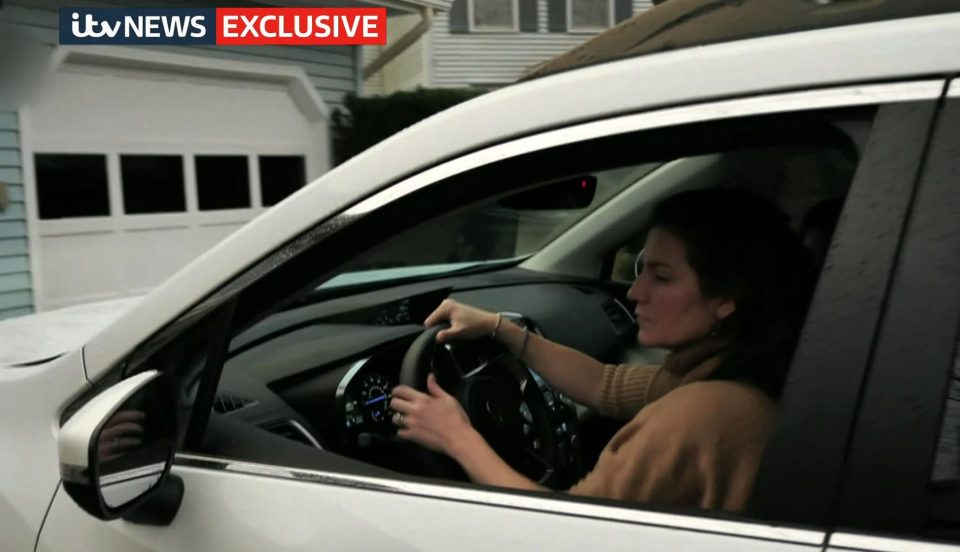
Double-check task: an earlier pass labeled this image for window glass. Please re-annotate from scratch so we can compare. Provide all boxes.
[333,165,654,285]
[122,306,236,450]
[611,144,857,282]
[259,155,305,207]
[196,155,251,211]
[928,341,960,537]
[120,155,186,214]
[571,0,610,29]
[932,354,960,484]
[473,0,514,29]
[35,154,110,219]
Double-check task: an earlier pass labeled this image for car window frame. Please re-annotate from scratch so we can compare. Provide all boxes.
[826,83,960,547]
[70,79,946,545]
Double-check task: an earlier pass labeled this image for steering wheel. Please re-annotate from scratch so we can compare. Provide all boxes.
[399,325,561,487]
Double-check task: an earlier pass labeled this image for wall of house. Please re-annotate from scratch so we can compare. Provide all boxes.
[363,13,427,96]
[362,39,385,96]
[0,111,33,320]
[429,0,652,88]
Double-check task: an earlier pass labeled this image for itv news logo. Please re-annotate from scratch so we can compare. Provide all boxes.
[59,7,387,45]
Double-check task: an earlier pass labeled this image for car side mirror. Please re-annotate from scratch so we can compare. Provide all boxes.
[58,370,179,522]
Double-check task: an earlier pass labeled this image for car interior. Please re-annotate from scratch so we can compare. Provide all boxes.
[141,106,875,506]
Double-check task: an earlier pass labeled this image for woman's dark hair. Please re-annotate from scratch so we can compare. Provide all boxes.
[649,188,816,399]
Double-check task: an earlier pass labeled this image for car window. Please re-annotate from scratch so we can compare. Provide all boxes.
[608,142,858,283]
[328,163,658,289]
[200,103,878,518]
[929,340,960,537]
[118,304,236,450]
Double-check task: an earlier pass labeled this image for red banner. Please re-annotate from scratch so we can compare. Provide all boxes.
[215,8,386,45]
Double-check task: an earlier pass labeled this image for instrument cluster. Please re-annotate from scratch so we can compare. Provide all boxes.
[339,364,395,432]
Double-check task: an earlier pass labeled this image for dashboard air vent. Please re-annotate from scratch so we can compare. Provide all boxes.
[213,392,259,414]
[602,299,636,337]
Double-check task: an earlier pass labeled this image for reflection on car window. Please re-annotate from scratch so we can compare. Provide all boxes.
[610,143,856,282]
[332,163,659,285]
[928,339,960,538]
[932,350,960,485]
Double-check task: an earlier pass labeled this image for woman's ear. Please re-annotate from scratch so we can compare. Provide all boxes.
[716,298,736,321]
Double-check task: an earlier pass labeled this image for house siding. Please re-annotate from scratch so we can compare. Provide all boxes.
[2,0,358,112]
[0,112,33,320]
[430,0,652,88]
[362,41,385,96]
[363,13,426,96]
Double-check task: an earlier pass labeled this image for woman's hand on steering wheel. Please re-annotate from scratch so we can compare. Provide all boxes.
[424,299,499,343]
[391,373,475,455]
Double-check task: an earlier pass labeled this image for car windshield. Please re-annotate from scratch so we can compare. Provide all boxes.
[324,163,660,288]
[319,258,526,289]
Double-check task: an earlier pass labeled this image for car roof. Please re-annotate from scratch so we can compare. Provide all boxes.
[522,0,960,81]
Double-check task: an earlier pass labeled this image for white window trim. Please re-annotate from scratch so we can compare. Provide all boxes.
[566,0,615,34]
[467,0,520,33]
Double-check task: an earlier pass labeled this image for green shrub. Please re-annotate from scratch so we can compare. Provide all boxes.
[331,87,486,164]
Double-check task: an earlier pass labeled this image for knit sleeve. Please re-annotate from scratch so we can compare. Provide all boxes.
[594,364,660,420]
[568,381,777,512]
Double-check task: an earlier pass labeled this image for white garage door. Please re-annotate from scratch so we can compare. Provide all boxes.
[21,48,330,310]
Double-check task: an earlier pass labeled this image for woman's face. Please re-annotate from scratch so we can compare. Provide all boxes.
[627,227,735,350]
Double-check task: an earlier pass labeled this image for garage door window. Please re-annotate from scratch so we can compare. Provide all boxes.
[259,155,305,207]
[196,155,251,211]
[120,155,187,214]
[34,153,110,219]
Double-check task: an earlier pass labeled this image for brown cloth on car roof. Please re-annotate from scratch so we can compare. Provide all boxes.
[568,338,777,512]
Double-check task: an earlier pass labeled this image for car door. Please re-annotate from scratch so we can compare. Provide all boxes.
[37,80,944,552]
[819,82,960,551]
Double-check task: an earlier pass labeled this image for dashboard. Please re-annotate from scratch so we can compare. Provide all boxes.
[209,268,639,487]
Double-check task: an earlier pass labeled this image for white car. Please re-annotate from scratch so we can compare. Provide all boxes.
[4,1,960,551]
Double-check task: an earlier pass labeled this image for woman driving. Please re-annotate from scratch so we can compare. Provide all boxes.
[389,188,815,512]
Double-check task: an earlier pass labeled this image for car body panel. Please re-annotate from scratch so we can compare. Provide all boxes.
[0,349,87,552]
[83,13,960,380]
[0,296,142,367]
[37,459,825,552]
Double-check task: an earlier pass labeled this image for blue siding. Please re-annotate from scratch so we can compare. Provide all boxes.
[2,0,358,111]
[0,111,33,320]
[0,291,34,311]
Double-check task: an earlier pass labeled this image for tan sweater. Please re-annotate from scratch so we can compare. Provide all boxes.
[568,340,777,512]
